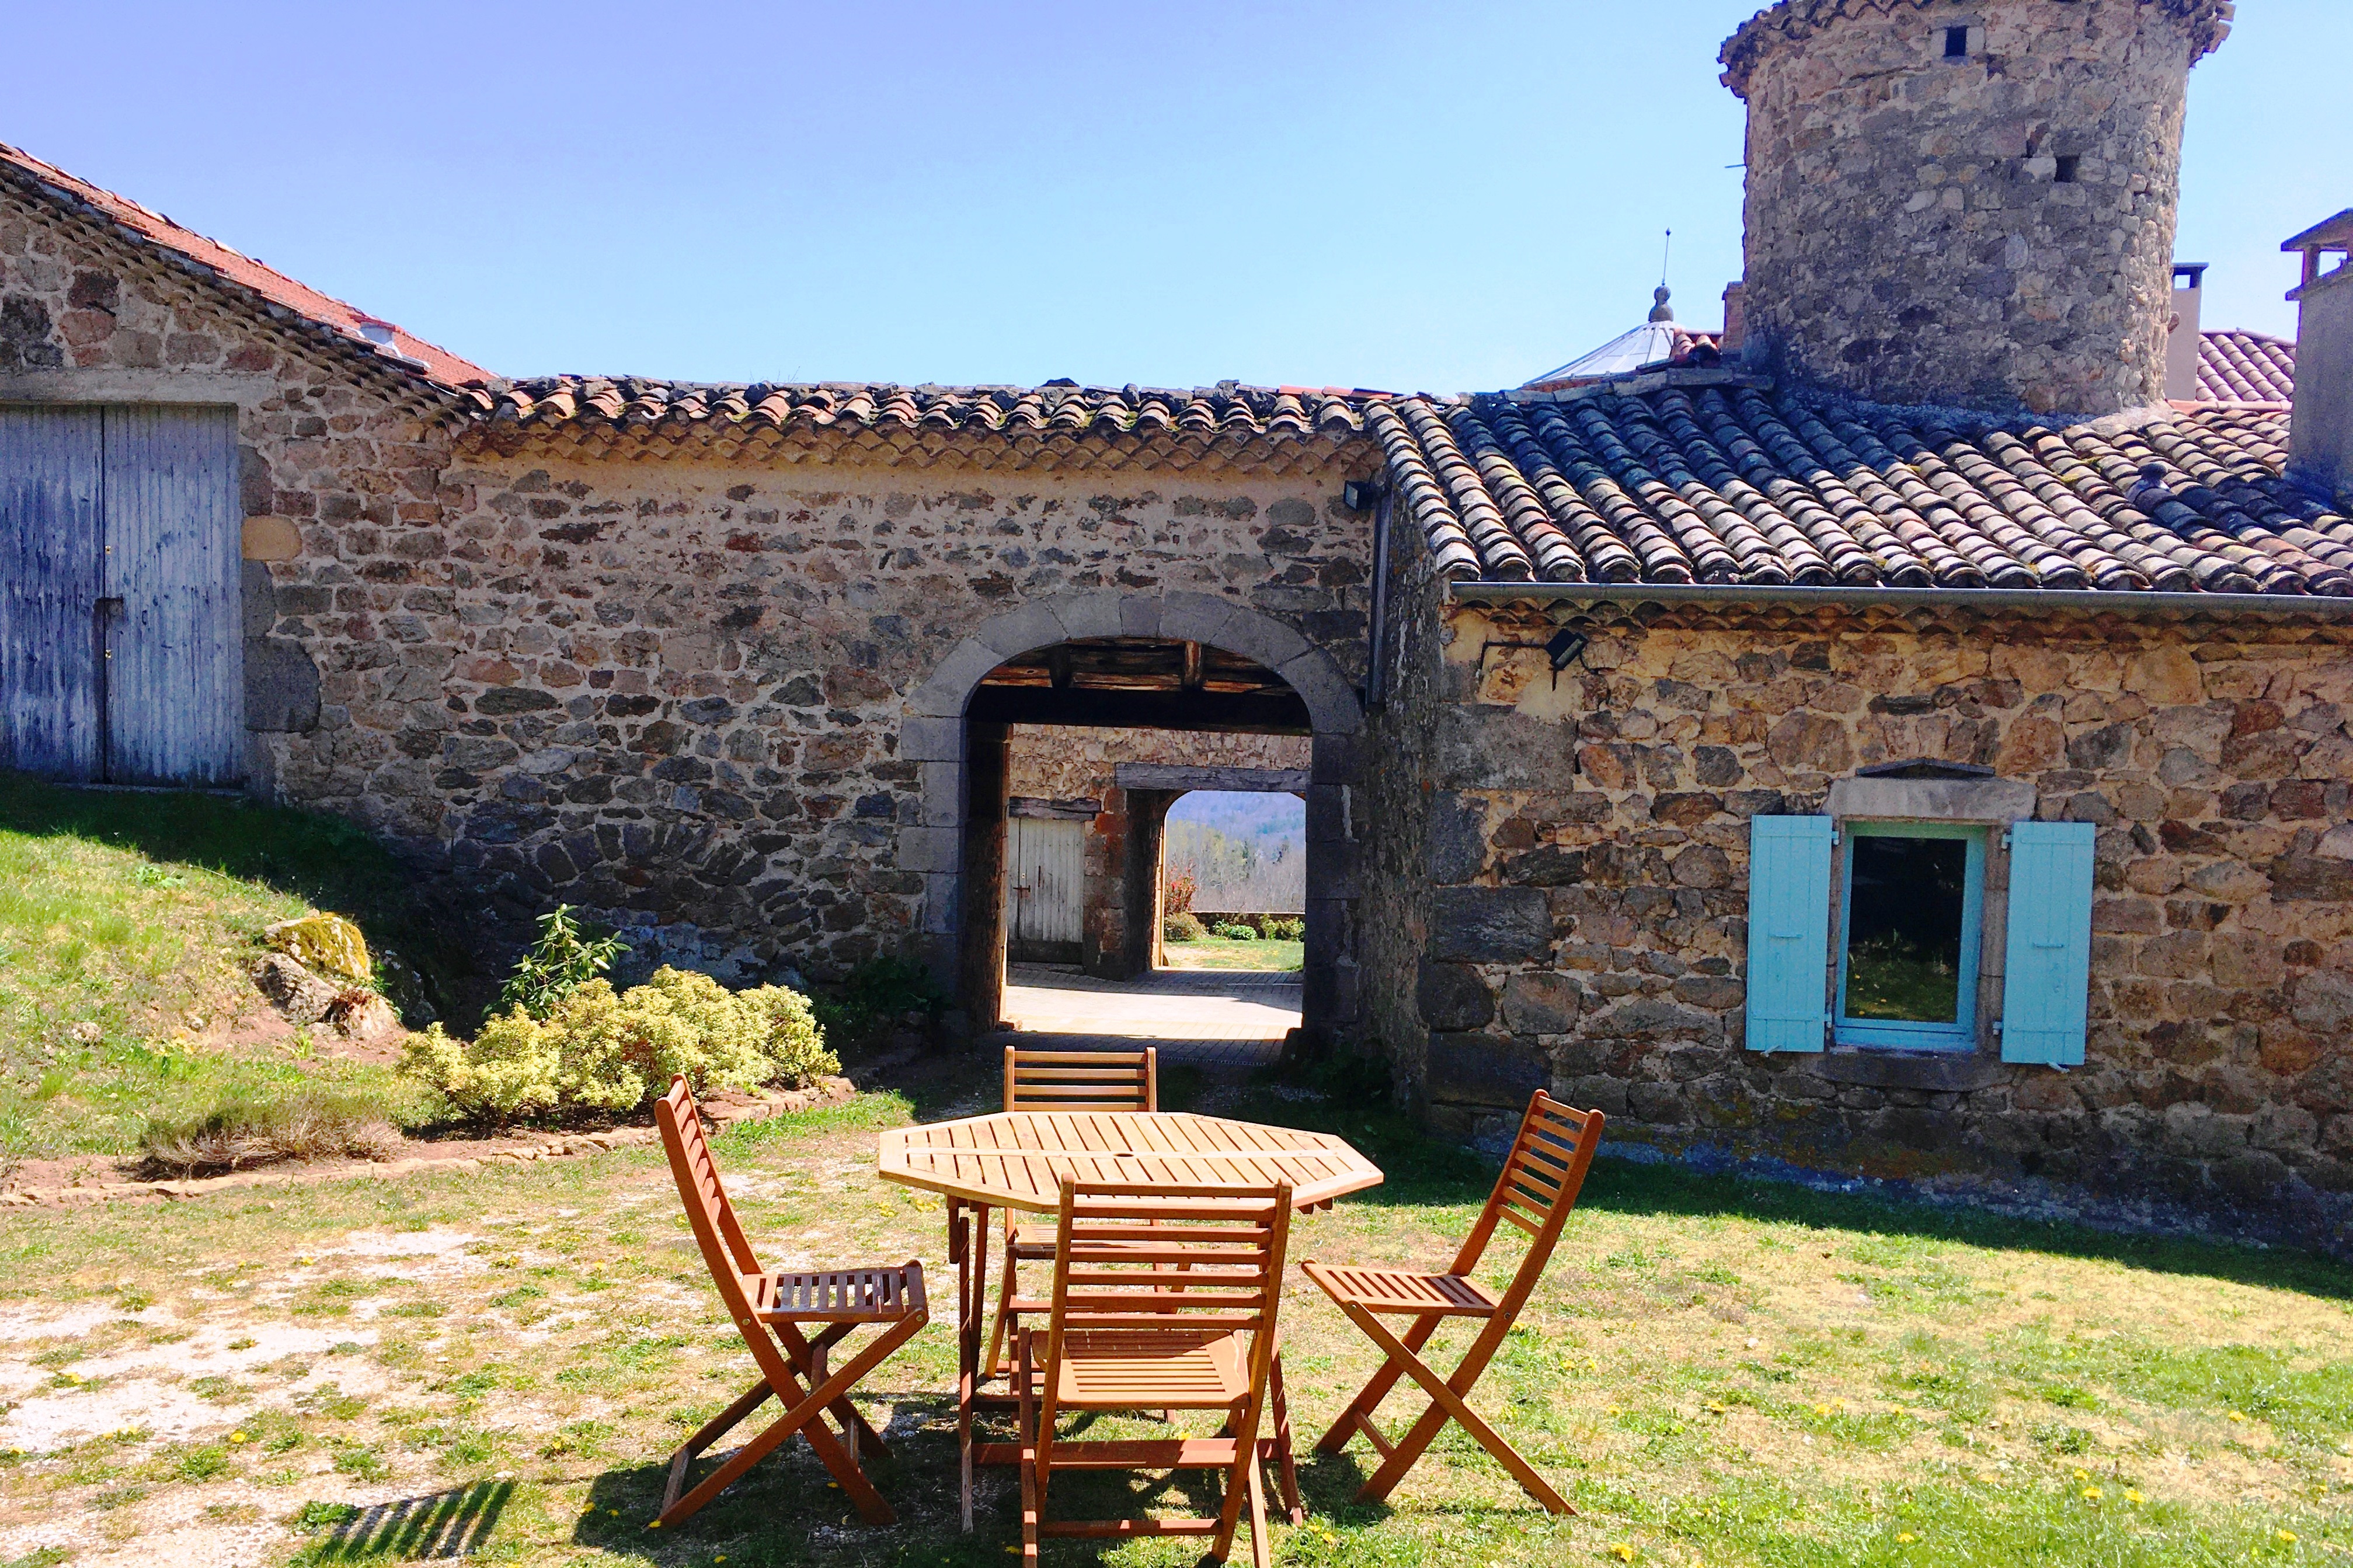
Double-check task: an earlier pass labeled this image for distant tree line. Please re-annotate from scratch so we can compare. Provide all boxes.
[1163,819,1303,913]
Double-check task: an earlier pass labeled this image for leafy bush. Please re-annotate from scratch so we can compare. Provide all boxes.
[1211,922,1259,941]
[1263,917,1305,942]
[1164,869,1197,916]
[495,904,628,1021]
[1163,911,1207,943]
[405,966,836,1121]
[812,954,949,1049]
[141,1085,405,1176]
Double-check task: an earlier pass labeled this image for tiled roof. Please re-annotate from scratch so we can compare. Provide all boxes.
[2195,329,2296,405]
[1720,0,2234,95]
[1376,379,2350,597]
[470,376,1374,448]
[0,141,493,392]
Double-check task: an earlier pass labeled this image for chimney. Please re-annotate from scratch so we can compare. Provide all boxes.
[1720,281,1746,359]
[2163,262,2206,401]
[2284,210,2353,504]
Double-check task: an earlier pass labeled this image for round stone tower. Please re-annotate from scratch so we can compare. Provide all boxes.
[1720,0,2233,416]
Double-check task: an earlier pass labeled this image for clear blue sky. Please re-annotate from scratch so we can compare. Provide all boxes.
[9,2,2341,395]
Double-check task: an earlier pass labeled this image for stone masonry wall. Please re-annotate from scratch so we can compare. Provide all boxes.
[1734,0,2208,416]
[0,187,458,804]
[1387,598,2353,1250]
[1007,725,1308,802]
[286,445,1373,984]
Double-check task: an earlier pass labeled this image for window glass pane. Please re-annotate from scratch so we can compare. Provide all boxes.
[1844,835,1967,1023]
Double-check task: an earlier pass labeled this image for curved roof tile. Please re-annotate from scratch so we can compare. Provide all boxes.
[1386,384,2347,598]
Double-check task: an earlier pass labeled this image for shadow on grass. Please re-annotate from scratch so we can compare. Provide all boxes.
[290,1479,514,1562]
[0,768,496,1020]
[570,1390,1385,1568]
[1201,1060,2353,1305]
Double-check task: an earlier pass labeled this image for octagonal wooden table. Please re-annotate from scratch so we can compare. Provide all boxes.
[876,1109,1385,1528]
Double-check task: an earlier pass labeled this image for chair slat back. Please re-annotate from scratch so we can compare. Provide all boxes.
[1449,1090,1604,1306]
[1004,1047,1157,1113]
[1040,1177,1290,1375]
[656,1076,765,1317]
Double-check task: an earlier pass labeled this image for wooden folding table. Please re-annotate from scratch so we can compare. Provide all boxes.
[876,1109,1384,1529]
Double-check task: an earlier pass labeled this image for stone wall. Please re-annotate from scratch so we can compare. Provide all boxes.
[1007,725,1308,801]
[319,444,1373,985]
[1729,0,2214,416]
[1377,593,2353,1251]
[0,185,459,811]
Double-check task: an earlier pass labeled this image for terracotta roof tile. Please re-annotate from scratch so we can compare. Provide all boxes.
[0,141,493,393]
[1384,381,2348,598]
[479,376,1374,454]
[2195,329,2296,405]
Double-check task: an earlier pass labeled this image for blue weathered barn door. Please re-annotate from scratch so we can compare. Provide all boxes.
[0,403,241,785]
[101,406,243,784]
[0,406,106,780]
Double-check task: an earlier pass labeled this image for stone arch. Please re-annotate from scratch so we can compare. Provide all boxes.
[898,591,1364,1051]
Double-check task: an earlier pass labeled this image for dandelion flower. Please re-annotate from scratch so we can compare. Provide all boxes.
[229,1430,249,1444]
[1812,1402,1835,1417]
[1705,1400,1729,1414]
[2072,1468,2091,1481]
[1610,1545,1637,1563]
[2275,1530,2298,1545]
[2082,1486,2103,1501]
[1896,1532,1918,1544]
[2125,1489,2144,1504]
[2227,1410,2249,1423]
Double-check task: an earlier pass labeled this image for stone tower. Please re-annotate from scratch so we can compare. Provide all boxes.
[1720,0,2234,416]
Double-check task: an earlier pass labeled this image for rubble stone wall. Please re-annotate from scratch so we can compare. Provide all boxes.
[1381,596,2353,1252]
[1007,726,1308,802]
[1732,0,2209,416]
[1,186,458,803]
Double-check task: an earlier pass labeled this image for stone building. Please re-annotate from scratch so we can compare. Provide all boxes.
[1,0,2348,1249]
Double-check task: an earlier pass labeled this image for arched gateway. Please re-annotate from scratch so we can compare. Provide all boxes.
[897,591,1364,1050]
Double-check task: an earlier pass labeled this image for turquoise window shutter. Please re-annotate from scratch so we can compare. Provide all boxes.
[2001,821,2097,1067]
[1745,816,1833,1053]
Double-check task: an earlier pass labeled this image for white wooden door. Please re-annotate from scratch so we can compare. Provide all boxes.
[1006,816,1084,949]
[0,403,241,783]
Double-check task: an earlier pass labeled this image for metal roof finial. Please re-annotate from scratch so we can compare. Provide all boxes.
[1650,229,1675,321]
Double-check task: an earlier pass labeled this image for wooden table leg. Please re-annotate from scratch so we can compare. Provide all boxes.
[953,1199,992,1532]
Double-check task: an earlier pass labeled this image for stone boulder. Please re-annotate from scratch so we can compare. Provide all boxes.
[264,914,371,982]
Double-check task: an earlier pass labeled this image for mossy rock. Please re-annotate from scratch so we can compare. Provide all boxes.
[265,914,371,984]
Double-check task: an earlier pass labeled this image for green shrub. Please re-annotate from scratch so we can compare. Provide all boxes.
[1263,917,1305,942]
[495,904,628,1021]
[1211,922,1259,941]
[1162,912,1207,943]
[405,966,837,1122]
[811,954,949,1048]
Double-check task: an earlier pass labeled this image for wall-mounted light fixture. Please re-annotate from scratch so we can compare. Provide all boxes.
[1342,479,1384,513]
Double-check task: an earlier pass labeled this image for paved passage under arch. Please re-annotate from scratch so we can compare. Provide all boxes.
[993,963,1298,1070]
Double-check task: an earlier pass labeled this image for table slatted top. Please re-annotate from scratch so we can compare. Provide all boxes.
[876,1111,1384,1212]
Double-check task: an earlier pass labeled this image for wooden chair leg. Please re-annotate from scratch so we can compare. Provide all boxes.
[1266,1356,1304,1527]
[791,1320,889,1459]
[1244,1443,1272,1568]
[662,1311,923,1528]
[1315,1309,1444,1454]
[663,1379,773,1518]
[1018,1327,1040,1563]
[984,1222,1019,1381]
[1341,1302,1571,1514]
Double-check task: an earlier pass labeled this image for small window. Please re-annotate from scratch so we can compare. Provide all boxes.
[1835,823,1985,1051]
[1943,25,1971,58]
[2053,154,2080,184]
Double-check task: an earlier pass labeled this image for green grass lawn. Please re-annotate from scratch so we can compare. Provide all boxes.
[0,773,469,1162]
[0,1057,2341,1567]
[1162,937,1304,972]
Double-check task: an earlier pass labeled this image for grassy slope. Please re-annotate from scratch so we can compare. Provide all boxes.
[0,1064,2341,1566]
[0,773,448,1162]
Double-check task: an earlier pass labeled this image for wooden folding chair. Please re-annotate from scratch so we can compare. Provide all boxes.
[1306,1089,1603,1513]
[1017,1178,1296,1568]
[984,1046,1157,1382]
[653,1075,928,1528]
